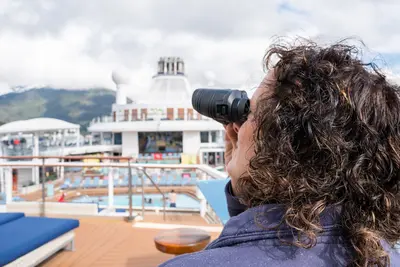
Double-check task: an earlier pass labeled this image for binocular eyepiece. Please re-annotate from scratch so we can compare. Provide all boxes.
[191,88,250,125]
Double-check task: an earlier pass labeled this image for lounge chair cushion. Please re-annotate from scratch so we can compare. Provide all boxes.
[0,212,25,226]
[0,216,79,265]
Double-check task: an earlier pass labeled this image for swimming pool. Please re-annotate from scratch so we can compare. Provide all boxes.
[70,193,200,209]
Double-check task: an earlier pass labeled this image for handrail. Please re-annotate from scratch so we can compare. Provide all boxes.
[139,167,167,221]
[0,155,227,178]
[0,161,215,170]
[0,155,132,160]
[0,162,227,179]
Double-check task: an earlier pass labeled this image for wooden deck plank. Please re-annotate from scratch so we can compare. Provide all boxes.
[41,216,220,267]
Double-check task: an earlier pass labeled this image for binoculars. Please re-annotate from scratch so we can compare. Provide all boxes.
[191,89,250,125]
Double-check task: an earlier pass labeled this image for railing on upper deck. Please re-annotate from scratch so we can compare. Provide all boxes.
[90,106,213,124]
[2,145,122,158]
[0,156,227,222]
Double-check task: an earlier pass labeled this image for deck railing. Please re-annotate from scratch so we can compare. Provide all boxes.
[0,156,226,222]
[90,106,213,124]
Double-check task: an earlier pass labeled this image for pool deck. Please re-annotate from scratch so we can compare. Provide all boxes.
[40,214,221,267]
[13,181,221,265]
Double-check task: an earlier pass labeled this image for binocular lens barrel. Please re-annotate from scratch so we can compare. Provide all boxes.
[192,88,250,125]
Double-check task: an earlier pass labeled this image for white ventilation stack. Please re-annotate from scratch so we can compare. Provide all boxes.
[112,68,131,105]
[156,57,185,76]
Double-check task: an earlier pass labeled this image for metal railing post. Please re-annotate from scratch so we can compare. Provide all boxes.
[141,173,145,218]
[127,160,134,222]
[41,158,46,217]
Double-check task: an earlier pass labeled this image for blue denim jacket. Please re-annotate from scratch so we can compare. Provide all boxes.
[160,181,400,266]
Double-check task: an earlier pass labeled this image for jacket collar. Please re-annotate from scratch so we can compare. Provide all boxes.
[207,204,343,249]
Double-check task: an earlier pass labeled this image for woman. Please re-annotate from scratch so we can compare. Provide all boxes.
[160,40,400,266]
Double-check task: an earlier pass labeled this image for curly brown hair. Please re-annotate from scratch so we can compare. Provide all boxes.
[236,39,400,267]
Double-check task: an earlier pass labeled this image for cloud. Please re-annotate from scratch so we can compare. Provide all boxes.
[0,0,400,96]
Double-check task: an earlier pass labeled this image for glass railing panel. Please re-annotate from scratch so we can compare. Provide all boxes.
[0,157,227,222]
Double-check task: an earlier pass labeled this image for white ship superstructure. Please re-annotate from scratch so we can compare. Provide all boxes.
[89,57,225,166]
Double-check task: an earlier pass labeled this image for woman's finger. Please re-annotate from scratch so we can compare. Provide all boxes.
[225,124,238,148]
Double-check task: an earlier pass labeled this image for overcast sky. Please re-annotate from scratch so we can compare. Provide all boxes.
[1,0,400,96]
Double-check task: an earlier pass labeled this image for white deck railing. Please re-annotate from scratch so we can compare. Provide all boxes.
[0,157,227,222]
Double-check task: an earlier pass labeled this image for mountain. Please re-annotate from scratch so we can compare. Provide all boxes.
[0,88,116,133]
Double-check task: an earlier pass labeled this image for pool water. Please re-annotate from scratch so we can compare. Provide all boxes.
[71,193,200,209]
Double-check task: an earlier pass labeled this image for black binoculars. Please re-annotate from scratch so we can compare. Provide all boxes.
[191,89,250,125]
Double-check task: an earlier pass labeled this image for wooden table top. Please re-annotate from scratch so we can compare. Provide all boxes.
[154,228,211,255]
